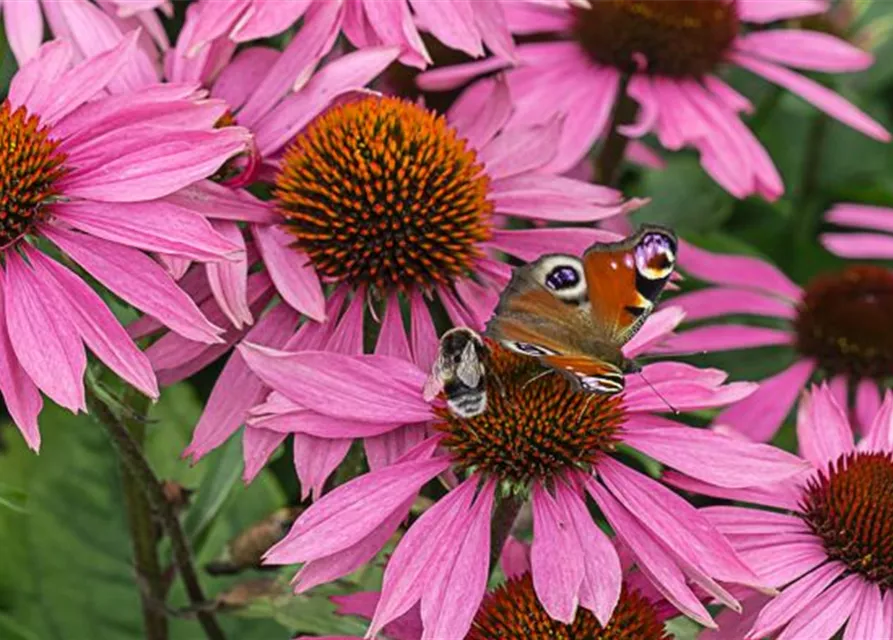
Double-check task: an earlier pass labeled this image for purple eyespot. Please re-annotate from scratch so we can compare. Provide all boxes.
[635,232,676,279]
[545,265,580,290]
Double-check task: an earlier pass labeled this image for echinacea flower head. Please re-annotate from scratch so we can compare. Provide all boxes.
[669,384,893,639]
[418,0,889,199]
[0,35,250,450]
[238,318,809,637]
[660,241,893,442]
[0,0,170,64]
[167,54,637,470]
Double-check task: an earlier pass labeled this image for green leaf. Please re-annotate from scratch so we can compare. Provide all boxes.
[633,156,735,235]
[182,437,243,553]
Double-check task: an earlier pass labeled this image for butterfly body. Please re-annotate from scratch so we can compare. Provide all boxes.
[424,327,489,418]
[486,225,677,394]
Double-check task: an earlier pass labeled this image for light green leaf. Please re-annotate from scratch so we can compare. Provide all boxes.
[0,483,27,513]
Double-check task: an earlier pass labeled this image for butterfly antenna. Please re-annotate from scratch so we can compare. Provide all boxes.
[637,371,679,415]
[576,392,597,423]
[523,368,555,389]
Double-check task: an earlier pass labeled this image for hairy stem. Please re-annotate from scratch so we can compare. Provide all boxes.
[117,393,168,640]
[87,385,226,640]
[594,80,638,187]
[488,494,524,574]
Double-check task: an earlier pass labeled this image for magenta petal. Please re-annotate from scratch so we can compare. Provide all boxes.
[821,232,893,259]
[410,291,438,371]
[26,249,158,400]
[295,496,415,594]
[736,0,826,23]
[731,52,890,142]
[205,221,252,329]
[184,303,298,463]
[588,480,716,628]
[735,30,873,73]
[242,426,287,483]
[623,417,809,488]
[738,538,827,588]
[796,384,855,468]
[855,378,882,436]
[369,478,479,637]
[500,537,531,580]
[715,359,816,442]
[861,390,893,452]
[531,484,584,624]
[56,200,241,261]
[375,294,411,361]
[843,581,885,640]
[776,574,862,640]
[0,270,43,450]
[599,458,759,587]
[4,252,86,413]
[825,203,893,233]
[449,75,512,151]
[421,481,494,640]
[679,240,801,300]
[238,345,431,423]
[487,228,620,261]
[3,0,42,64]
[44,226,223,343]
[664,470,805,512]
[293,434,352,501]
[553,482,621,626]
[656,324,792,354]
[702,506,809,537]
[623,306,686,358]
[251,224,325,322]
[364,424,427,472]
[265,455,450,564]
[8,40,73,113]
[667,287,795,322]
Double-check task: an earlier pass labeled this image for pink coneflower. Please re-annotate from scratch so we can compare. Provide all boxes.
[237,326,808,637]
[154,41,637,474]
[180,0,571,69]
[0,35,251,450]
[822,203,893,260]
[657,241,893,443]
[669,384,893,639]
[1,0,170,64]
[418,0,889,198]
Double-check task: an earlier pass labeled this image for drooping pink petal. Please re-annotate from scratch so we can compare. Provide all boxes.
[622,369,756,412]
[598,458,760,586]
[421,480,495,640]
[184,303,298,463]
[163,179,277,224]
[623,416,810,488]
[295,496,415,594]
[748,561,847,639]
[500,537,531,580]
[588,480,716,628]
[735,30,873,73]
[738,538,828,588]
[55,200,242,262]
[821,232,893,259]
[735,0,826,23]
[230,0,313,41]
[369,477,479,638]
[797,384,855,467]
[480,118,562,180]
[409,0,480,59]
[775,574,862,640]
[293,434,352,501]
[553,482,621,626]
[266,454,450,565]
[486,228,619,262]
[238,345,432,423]
[665,468,806,511]
[4,252,86,413]
[242,426,286,483]
[732,52,890,141]
[714,359,816,442]
[251,224,325,322]
[375,293,411,361]
[8,40,73,113]
[666,287,795,322]
[448,75,511,151]
[680,240,801,300]
[3,0,43,64]
[843,581,886,640]
[416,55,513,92]
[530,483,584,624]
[826,203,893,233]
[361,0,428,69]
[205,221,251,329]
[860,390,893,452]
[655,325,792,355]
[0,271,43,450]
[25,248,157,399]
[702,506,810,537]
[365,424,428,472]
[623,307,686,358]
[44,226,223,343]
[410,291,438,371]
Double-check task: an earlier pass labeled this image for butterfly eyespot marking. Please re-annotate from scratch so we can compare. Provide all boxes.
[503,341,558,357]
[635,231,677,281]
[580,375,624,394]
[532,255,588,303]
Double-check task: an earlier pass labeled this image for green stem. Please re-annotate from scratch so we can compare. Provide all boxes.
[118,396,168,640]
[799,112,829,205]
[87,385,227,640]
[593,78,638,187]
[488,494,524,575]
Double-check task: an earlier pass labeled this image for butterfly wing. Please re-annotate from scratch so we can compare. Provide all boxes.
[540,354,624,393]
[583,224,677,344]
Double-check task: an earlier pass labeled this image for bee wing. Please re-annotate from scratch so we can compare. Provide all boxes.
[423,356,446,402]
[455,339,482,388]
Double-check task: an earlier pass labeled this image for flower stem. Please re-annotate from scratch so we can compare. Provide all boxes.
[594,79,637,187]
[488,494,524,574]
[117,392,169,640]
[87,384,227,640]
